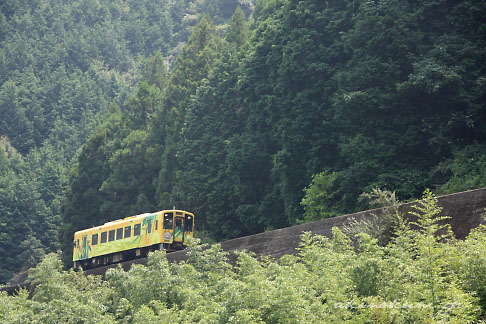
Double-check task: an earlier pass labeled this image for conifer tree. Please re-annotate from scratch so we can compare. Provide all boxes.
[225,6,249,49]
[153,15,221,208]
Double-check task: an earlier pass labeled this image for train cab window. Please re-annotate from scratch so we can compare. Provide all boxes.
[92,234,98,245]
[134,224,141,236]
[124,226,131,238]
[164,213,173,229]
[155,220,158,231]
[101,232,107,243]
[109,229,115,242]
[116,228,123,240]
[184,215,193,232]
[147,220,152,234]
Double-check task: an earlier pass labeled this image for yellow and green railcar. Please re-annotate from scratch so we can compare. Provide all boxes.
[73,210,194,269]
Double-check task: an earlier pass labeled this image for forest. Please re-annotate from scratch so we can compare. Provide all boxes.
[0,0,485,294]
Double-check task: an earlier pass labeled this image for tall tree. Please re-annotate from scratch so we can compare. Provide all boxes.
[152,15,221,208]
[59,111,124,266]
[169,8,255,239]
[225,6,249,49]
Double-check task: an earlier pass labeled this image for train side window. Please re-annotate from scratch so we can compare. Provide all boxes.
[184,215,193,232]
[83,236,87,248]
[101,232,107,243]
[124,226,131,238]
[92,234,98,245]
[109,230,115,242]
[164,213,173,229]
[116,228,123,240]
[134,224,141,236]
[155,220,158,230]
[147,220,152,234]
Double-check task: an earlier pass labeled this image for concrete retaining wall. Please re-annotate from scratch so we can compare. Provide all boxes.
[166,187,486,263]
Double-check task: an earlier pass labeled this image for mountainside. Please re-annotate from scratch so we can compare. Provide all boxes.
[0,0,254,284]
[59,0,486,267]
[0,0,485,283]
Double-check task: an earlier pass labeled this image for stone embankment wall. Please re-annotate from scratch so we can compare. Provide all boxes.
[165,188,486,264]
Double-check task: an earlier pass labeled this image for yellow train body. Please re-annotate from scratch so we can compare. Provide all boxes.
[73,210,194,269]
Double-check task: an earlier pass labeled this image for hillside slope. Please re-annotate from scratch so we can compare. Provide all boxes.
[0,0,254,284]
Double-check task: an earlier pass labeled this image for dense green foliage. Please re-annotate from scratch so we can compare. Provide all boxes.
[1,0,485,283]
[60,0,485,263]
[0,0,254,283]
[2,192,486,323]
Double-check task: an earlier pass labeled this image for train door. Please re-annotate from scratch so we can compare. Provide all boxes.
[173,216,184,243]
[81,235,88,260]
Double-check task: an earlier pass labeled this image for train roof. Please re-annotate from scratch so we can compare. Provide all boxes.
[74,209,194,236]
